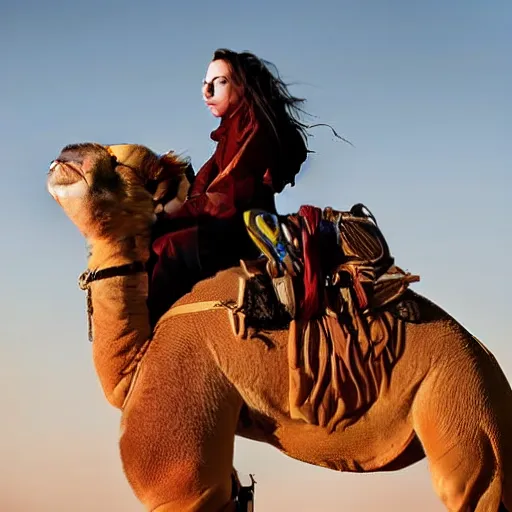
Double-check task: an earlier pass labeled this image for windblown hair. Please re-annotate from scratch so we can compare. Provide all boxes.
[213,48,308,145]
[212,48,310,191]
[212,48,307,139]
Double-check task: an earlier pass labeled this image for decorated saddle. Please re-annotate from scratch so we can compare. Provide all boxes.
[236,204,421,433]
[243,203,419,319]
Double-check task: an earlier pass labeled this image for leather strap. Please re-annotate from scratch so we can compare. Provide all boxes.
[78,261,146,290]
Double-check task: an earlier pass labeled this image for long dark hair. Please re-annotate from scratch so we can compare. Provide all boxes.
[213,49,308,141]
[212,48,310,191]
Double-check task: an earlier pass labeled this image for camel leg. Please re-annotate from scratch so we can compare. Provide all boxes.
[412,381,505,511]
[415,418,503,511]
[117,320,243,511]
[502,476,512,512]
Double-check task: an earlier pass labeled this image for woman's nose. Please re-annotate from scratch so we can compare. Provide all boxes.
[202,81,214,99]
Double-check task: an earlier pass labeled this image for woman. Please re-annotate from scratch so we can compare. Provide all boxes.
[148,48,309,326]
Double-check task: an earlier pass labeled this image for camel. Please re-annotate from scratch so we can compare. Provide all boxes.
[46,142,512,512]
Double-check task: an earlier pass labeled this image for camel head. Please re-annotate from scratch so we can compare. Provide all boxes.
[47,142,191,242]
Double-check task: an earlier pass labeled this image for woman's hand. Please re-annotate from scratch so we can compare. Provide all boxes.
[153,173,191,217]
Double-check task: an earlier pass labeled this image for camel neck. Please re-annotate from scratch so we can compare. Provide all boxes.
[88,235,151,270]
[82,235,152,409]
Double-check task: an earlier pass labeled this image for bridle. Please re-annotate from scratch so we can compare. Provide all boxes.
[78,261,146,342]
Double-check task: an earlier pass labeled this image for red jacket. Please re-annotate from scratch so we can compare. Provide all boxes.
[148,105,307,324]
[165,104,306,222]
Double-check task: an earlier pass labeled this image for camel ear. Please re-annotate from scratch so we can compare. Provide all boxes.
[157,151,191,180]
[106,145,154,172]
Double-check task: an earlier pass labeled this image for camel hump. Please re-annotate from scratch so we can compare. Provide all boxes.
[238,203,422,431]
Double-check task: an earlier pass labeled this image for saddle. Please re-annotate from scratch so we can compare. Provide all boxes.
[243,203,419,321]
[241,204,421,432]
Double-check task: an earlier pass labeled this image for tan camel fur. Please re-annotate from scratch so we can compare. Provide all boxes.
[47,142,512,512]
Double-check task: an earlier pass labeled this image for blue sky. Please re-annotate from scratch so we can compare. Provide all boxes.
[1,1,511,510]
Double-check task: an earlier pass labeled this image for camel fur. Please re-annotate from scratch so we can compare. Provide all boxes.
[47,142,512,512]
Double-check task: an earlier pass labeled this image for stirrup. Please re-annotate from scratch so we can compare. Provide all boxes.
[232,472,256,511]
[243,209,300,278]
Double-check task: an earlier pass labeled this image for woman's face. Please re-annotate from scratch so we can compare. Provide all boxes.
[202,59,242,118]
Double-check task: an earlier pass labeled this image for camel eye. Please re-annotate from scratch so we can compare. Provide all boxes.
[57,146,85,165]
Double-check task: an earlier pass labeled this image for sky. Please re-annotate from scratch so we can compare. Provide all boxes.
[1,0,511,510]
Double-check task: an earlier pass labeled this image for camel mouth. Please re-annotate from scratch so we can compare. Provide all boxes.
[47,160,88,200]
